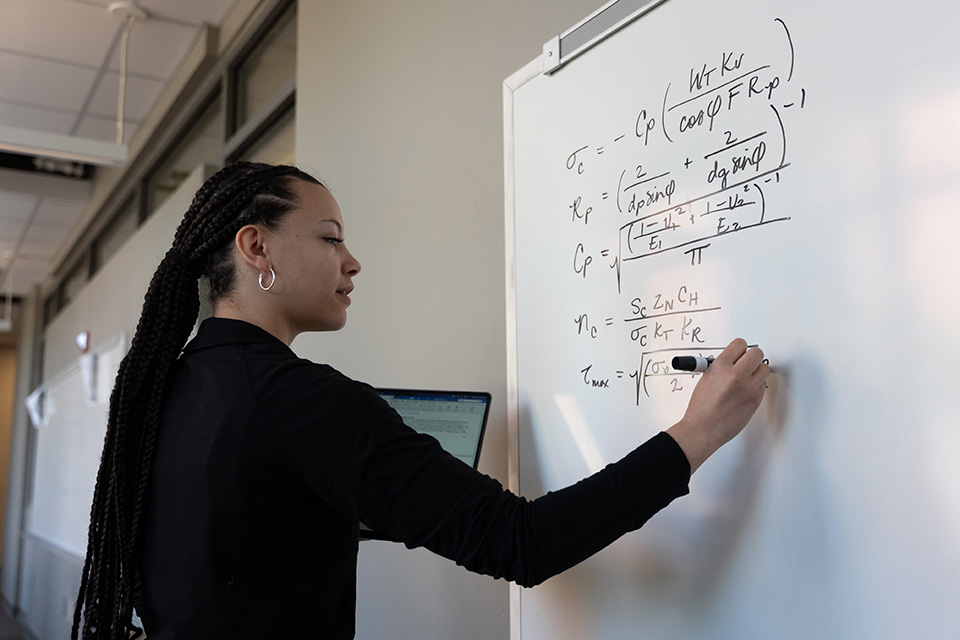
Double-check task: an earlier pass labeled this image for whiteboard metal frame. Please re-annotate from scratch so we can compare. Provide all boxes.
[503,57,540,640]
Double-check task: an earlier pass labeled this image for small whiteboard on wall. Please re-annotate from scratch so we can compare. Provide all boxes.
[28,338,126,559]
[504,0,960,639]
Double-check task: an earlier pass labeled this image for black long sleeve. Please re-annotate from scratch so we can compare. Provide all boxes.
[140,318,690,638]
[414,432,690,587]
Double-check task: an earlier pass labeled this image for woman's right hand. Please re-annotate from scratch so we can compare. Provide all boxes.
[665,338,770,473]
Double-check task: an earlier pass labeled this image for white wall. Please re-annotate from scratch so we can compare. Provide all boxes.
[295,2,600,638]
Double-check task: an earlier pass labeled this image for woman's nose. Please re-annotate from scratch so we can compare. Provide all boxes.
[343,247,361,276]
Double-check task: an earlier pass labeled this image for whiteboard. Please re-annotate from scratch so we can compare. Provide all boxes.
[29,339,125,558]
[504,0,960,638]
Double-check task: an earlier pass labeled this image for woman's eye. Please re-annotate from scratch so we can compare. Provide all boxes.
[325,237,344,247]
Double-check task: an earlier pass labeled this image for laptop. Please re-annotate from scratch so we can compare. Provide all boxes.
[359,389,492,541]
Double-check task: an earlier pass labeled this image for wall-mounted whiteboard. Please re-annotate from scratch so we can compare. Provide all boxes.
[504,0,960,638]
[28,338,125,558]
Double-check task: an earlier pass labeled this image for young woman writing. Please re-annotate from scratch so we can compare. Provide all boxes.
[73,162,769,639]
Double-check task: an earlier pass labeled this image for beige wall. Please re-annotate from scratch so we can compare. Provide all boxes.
[295,2,600,638]
[0,347,16,567]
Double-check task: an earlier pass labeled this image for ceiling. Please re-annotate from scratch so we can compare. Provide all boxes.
[0,0,239,302]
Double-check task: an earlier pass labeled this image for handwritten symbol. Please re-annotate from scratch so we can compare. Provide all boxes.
[684,244,710,266]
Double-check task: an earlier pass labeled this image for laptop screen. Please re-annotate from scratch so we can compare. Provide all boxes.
[376,389,490,468]
[361,389,491,542]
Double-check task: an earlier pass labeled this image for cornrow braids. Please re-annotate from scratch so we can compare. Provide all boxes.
[73,162,322,639]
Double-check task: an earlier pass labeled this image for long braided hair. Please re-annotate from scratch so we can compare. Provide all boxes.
[72,162,322,639]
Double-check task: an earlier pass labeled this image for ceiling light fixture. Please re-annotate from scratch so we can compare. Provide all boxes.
[0,2,150,167]
[0,126,128,167]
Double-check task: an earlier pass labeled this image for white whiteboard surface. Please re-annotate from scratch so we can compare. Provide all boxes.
[29,339,125,559]
[505,1,960,638]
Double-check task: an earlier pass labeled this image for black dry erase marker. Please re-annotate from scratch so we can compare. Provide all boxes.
[671,355,714,372]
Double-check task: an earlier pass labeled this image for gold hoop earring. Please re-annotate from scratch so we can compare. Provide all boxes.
[258,268,276,291]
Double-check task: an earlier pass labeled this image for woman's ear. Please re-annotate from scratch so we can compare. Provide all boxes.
[234,225,271,272]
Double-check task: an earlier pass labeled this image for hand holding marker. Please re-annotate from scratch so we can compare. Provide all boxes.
[665,339,770,473]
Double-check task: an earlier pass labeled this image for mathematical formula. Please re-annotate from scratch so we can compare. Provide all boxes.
[558,18,803,404]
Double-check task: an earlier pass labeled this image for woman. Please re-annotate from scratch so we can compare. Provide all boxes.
[73,162,769,639]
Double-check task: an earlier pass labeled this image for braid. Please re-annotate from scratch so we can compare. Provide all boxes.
[73,162,321,639]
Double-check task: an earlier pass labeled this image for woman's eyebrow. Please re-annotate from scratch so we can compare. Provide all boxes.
[320,219,343,234]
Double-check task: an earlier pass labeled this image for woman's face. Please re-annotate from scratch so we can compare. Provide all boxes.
[262,180,362,334]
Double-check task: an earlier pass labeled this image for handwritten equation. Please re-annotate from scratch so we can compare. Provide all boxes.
[559,18,803,403]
